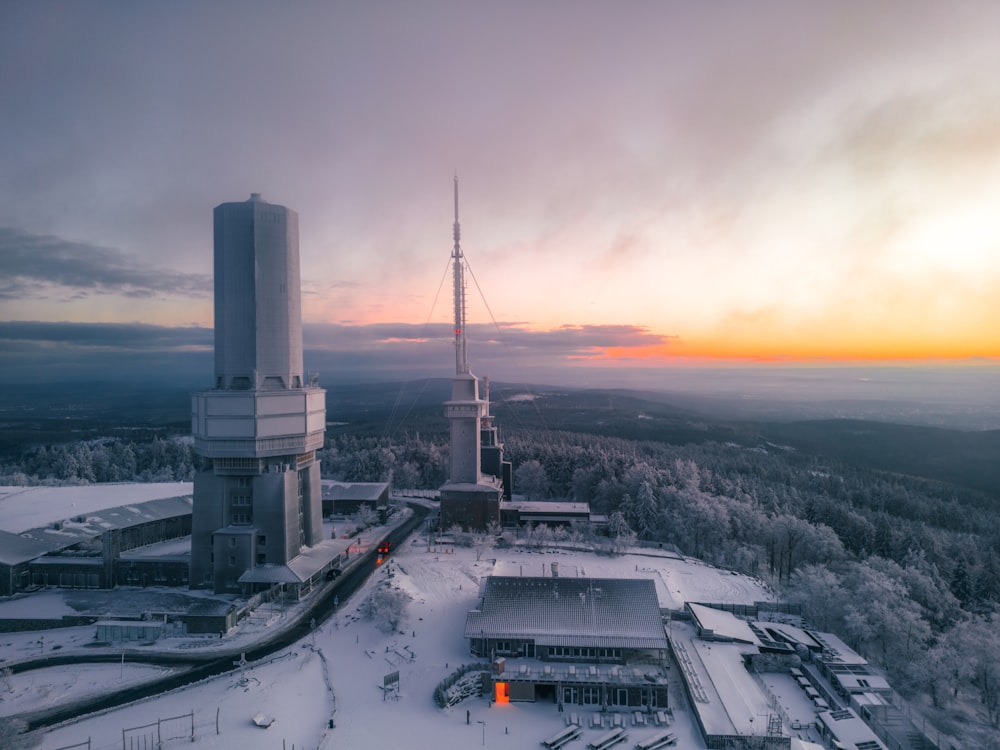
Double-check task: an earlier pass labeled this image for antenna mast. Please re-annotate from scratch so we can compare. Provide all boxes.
[452,175,469,374]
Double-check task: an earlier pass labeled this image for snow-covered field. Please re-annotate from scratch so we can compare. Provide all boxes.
[15,541,772,750]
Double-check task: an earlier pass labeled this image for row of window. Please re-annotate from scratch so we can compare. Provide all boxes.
[561,686,661,708]
[227,535,266,547]
[549,647,621,660]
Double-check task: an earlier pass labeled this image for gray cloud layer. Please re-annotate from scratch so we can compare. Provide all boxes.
[0,320,671,385]
[0,227,211,300]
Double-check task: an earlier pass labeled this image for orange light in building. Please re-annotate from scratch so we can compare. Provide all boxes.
[494,682,509,704]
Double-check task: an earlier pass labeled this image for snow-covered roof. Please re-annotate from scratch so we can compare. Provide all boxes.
[119,536,192,560]
[755,620,822,650]
[464,576,668,650]
[816,708,889,749]
[0,495,194,566]
[506,501,590,514]
[321,480,388,501]
[688,603,761,645]
[238,564,303,584]
[238,539,351,584]
[0,482,192,534]
[0,530,65,565]
[809,630,868,666]
[825,665,891,693]
[669,621,770,738]
[440,479,503,494]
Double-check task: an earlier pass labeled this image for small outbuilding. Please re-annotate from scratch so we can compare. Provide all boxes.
[321,481,389,518]
[95,619,163,642]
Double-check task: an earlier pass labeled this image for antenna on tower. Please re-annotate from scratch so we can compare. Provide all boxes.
[452,174,469,374]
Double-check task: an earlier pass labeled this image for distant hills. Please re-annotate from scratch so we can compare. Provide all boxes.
[756,419,1000,497]
[1,377,997,498]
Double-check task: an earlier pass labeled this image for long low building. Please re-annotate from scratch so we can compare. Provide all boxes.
[464,575,670,709]
[0,490,194,596]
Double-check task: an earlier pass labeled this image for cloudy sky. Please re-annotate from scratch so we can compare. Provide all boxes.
[2,1,1000,386]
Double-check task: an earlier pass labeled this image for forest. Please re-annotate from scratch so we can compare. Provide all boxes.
[2,382,999,746]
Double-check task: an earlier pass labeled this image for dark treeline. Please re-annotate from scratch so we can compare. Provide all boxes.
[4,420,1000,739]
[0,437,195,485]
[321,426,1000,739]
[321,427,1000,610]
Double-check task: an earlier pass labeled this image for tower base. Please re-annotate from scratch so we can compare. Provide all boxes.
[439,480,503,532]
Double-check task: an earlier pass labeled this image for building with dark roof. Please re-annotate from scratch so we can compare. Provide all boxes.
[500,500,593,529]
[464,575,669,709]
[0,495,193,595]
[321,480,389,517]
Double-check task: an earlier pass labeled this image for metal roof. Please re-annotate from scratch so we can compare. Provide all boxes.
[464,576,668,650]
[0,530,65,565]
[238,539,350,585]
[0,482,192,534]
[0,496,193,566]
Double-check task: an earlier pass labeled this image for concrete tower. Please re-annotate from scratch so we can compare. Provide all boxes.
[439,178,505,531]
[189,194,326,593]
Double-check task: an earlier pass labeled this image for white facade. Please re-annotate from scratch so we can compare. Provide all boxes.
[190,194,326,593]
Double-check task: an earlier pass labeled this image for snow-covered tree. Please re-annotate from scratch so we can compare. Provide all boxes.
[515,459,549,499]
[361,586,411,634]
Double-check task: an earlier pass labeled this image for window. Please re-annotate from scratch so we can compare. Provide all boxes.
[228,538,236,548]
[257,553,266,565]
[228,555,236,566]
[258,535,266,546]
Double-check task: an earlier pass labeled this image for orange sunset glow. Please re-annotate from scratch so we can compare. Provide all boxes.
[2,2,1000,383]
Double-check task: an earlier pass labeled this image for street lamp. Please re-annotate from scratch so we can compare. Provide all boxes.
[477,719,485,746]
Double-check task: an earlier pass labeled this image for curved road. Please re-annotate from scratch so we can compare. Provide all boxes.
[19,504,428,731]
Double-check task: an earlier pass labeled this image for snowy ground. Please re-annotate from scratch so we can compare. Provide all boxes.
[18,540,772,750]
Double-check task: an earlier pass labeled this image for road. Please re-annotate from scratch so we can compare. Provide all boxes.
[18,503,428,731]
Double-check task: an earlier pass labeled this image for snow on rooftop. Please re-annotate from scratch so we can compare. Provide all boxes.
[0,482,192,534]
[27,542,773,750]
[810,630,868,666]
[755,620,821,651]
[688,603,761,645]
[119,536,193,560]
[817,708,889,749]
[238,539,352,585]
[321,479,388,501]
[669,620,770,738]
[506,500,590,514]
[465,576,668,650]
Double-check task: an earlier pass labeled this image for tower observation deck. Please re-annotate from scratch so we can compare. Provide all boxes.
[189,194,326,593]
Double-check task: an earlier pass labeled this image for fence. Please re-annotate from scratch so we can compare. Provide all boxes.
[122,710,193,750]
[52,741,90,750]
